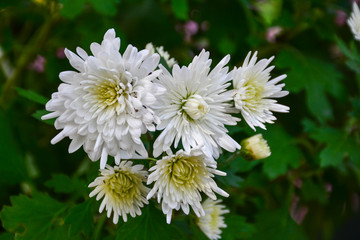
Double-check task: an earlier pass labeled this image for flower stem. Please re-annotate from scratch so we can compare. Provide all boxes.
[93,213,107,240]
[146,157,158,162]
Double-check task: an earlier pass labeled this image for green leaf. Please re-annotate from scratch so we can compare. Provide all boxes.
[254,0,282,26]
[171,0,188,20]
[218,36,237,55]
[275,49,345,122]
[89,0,118,16]
[222,215,255,240]
[45,174,87,195]
[65,199,94,237]
[222,169,244,188]
[0,232,14,240]
[0,111,28,185]
[15,88,48,105]
[336,38,360,74]
[59,0,87,19]
[305,81,333,123]
[301,179,327,203]
[261,125,303,179]
[116,204,185,240]
[250,208,307,240]
[231,156,261,173]
[32,109,55,125]
[349,98,360,119]
[303,120,360,167]
[0,193,68,240]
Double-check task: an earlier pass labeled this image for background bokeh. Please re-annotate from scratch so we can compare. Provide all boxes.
[1,0,360,239]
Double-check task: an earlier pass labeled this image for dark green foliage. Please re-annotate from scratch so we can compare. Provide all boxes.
[1,193,68,240]
[261,125,303,179]
[1,0,360,239]
[116,204,185,240]
[65,199,95,237]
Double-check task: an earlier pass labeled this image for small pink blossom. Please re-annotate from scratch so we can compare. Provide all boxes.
[335,10,347,26]
[266,26,282,43]
[293,178,303,189]
[56,47,66,59]
[290,195,308,225]
[29,54,46,73]
[184,20,199,42]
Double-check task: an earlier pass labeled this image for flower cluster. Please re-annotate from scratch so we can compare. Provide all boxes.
[43,28,289,239]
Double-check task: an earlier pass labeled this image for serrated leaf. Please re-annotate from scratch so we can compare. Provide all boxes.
[65,199,94,237]
[171,0,188,20]
[15,88,48,105]
[45,174,87,194]
[32,109,55,125]
[275,50,345,122]
[222,215,255,240]
[303,120,360,167]
[0,112,28,185]
[116,204,185,240]
[261,125,303,179]
[0,193,68,240]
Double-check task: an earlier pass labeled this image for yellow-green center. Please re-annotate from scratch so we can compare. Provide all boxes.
[182,94,209,120]
[105,170,142,201]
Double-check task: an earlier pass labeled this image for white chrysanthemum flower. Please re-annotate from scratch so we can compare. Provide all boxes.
[348,2,360,41]
[42,29,162,168]
[197,198,229,240]
[240,134,271,160]
[88,161,150,224]
[153,50,240,158]
[233,51,289,130]
[146,43,177,68]
[147,147,229,224]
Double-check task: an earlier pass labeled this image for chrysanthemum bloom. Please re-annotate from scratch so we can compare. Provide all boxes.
[153,50,240,158]
[147,148,229,224]
[197,198,229,240]
[233,51,289,130]
[88,161,150,224]
[42,29,162,168]
[348,2,360,41]
[240,134,271,160]
[145,43,176,68]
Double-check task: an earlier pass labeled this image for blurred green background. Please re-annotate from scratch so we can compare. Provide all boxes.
[1,0,360,239]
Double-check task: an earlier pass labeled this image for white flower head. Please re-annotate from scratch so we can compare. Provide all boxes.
[42,29,162,168]
[88,161,150,224]
[146,43,177,68]
[147,147,229,224]
[348,2,360,41]
[240,133,271,160]
[233,51,289,130]
[197,198,229,240]
[153,49,240,159]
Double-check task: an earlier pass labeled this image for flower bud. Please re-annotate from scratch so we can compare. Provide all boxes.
[240,134,271,160]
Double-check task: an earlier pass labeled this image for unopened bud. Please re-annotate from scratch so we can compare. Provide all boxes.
[240,134,271,160]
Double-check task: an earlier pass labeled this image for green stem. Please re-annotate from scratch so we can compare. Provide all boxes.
[227,151,241,163]
[93,213,107,240]
[0,12,59,108]
[146,157,158,162]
